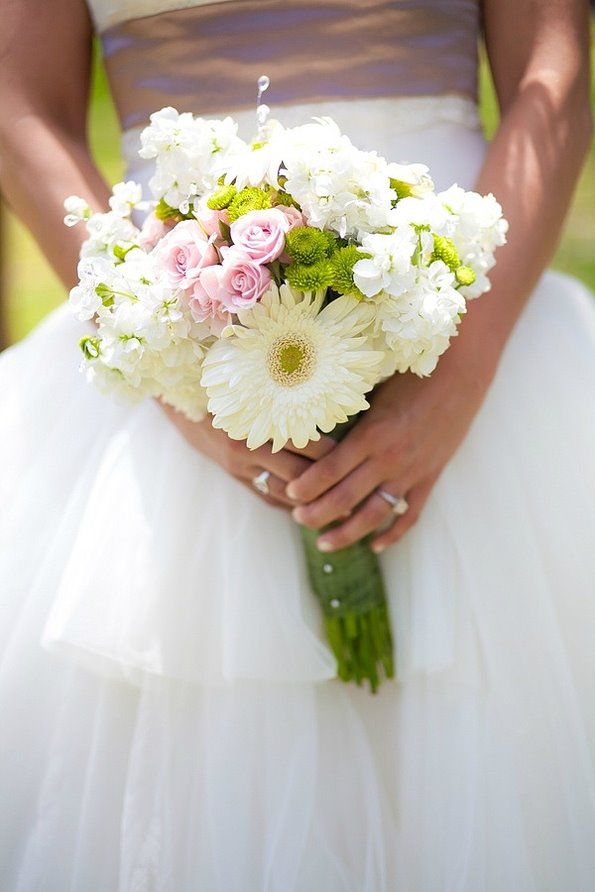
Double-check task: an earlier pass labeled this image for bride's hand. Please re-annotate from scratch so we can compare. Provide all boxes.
[286,348,496,551]
[160,403,336,510]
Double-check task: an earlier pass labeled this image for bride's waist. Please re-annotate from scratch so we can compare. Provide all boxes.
[101,0,480,130]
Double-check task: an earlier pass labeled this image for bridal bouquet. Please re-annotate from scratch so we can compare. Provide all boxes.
[66,106,507,691]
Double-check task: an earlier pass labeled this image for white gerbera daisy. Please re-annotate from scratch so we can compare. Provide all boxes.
[201,283,384,452]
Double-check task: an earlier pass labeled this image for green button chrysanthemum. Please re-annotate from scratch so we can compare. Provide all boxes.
[431,234,461,271]
[329,246,369,299]
[207,183,237,210]
[320,230,339,257]
[455,265,476,286]
[285,260,334,291]
[227,187,272,222]
[285,227,332,264]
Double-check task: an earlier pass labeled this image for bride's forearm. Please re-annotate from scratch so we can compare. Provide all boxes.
[0,119,110,289]
[0,0,110,289]
[447,0,592,382]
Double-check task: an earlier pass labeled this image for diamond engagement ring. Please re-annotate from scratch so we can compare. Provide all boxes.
[377,488,409,516]
[252,470,271,496]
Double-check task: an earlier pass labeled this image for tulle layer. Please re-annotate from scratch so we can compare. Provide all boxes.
[2,267,595,889]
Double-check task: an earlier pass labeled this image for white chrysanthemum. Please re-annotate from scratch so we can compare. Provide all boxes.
[201,283,384,452]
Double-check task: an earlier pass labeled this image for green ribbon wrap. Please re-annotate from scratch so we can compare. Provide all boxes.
[297,418,395,693]
[300,525,394,692]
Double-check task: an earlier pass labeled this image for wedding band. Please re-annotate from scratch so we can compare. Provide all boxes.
[252,470,271,496]
[377,488,409,515]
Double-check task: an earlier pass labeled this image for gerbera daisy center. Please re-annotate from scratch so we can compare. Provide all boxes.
[267,335,316,386]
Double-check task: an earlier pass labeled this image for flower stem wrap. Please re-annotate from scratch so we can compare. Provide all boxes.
[298,418,394,693]
[299,525,394,693]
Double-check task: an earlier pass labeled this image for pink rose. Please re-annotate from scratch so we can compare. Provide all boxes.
[188,265,230,335]
[218,248,272,311]
[229,208,290,264]
[153,220,218,289]
[196,206,230,239]
[278,205,306,231]
[139,213,175,250]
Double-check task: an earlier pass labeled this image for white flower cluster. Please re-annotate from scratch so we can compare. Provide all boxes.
[436,184,508,299]
[280,118,398,238]
[352,185,508,375]
[66,108,507,451]
[72,242,208,419]
[139,107,244,211]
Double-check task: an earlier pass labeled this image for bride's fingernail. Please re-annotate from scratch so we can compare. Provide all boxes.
[292,507,305,523]
[317,539,334,552]
[286,483,297,499]
[372,543,386,554]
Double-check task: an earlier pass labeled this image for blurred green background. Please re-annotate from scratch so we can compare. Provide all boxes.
[2,38,594,346]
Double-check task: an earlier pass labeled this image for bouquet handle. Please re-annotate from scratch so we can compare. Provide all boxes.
[299,524,394,692]
[298,416,395,693]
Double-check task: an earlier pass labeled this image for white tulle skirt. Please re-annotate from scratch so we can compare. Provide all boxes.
[2,98,595,891]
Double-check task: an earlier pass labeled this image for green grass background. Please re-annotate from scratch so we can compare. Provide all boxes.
[3,39,594,345]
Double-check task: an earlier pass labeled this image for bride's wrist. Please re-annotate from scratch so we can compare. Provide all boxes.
[443,299,516,398]
[442,333,500,399]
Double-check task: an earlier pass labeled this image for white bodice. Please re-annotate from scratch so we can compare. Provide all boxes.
[86,0,234,31]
